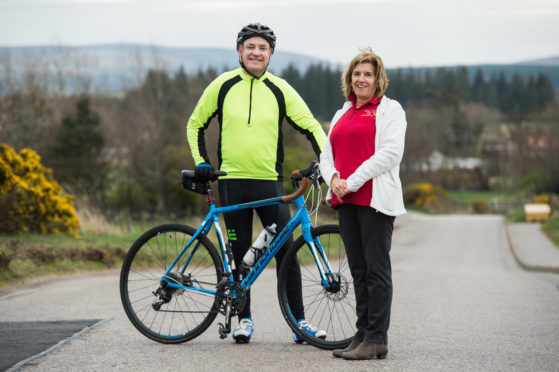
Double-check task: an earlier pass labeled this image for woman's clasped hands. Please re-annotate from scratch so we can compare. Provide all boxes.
[330,174,349,202]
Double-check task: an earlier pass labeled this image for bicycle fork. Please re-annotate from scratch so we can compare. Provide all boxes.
[302,226,336,288]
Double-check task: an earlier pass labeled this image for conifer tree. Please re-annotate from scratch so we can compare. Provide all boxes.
[49,95,106,191]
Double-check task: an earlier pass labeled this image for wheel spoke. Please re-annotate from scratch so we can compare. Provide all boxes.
[278,225,356,350]
[120,224,222,344]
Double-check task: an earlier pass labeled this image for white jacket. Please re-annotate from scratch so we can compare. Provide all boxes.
[319,95,407,216]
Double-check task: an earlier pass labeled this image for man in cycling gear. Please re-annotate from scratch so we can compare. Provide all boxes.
[237,23,276,49]
[236,22,276,79]
[187,23,327,343]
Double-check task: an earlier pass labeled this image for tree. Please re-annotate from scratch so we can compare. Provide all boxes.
[174,66,189,97]
[282,63,344,121]
[302,64,329,120]
[536,73,555,110]
[281,64,302,92]
[508,74,526,113]
[48,95,106,192]
[115,68,199,215]
[471,69,485,104]
[455,67,471,101]
[0,51,58,155]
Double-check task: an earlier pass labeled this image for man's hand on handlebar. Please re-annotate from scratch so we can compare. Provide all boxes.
[195,163,216,182]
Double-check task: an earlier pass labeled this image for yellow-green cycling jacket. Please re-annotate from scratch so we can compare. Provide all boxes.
[187,67,326,180]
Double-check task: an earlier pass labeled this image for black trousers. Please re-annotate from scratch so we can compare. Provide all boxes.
[219,179,304,320]
[338,204,395,344]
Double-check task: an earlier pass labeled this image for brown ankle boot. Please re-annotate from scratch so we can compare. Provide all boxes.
[342,341,388,360]
[332,340,361,358]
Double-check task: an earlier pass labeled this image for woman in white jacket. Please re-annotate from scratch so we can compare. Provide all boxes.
[320,47,407,361]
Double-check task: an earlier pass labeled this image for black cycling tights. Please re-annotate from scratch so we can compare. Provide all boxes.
[219,179,304,320]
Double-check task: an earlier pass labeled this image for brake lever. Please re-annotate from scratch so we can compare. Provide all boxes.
[311,162,322,190]
[312,176,320,190]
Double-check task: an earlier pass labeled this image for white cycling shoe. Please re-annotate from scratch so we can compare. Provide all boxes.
[293,319,326,343]
[232,317,254,343]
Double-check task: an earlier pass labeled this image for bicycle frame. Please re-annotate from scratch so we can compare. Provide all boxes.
[161,185,336,297]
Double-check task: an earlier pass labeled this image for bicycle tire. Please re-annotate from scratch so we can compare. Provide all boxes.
[120,223,224,344]
[277,224,356,350]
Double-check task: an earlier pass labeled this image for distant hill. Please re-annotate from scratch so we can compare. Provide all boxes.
[0,44,335,93]
[517,55,559,66]
[388,63,559,92]
[0,44,558,93]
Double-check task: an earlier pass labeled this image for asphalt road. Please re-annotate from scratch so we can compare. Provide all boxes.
[1,213,558,371]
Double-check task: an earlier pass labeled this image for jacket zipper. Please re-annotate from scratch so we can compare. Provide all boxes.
[248,78,254,124]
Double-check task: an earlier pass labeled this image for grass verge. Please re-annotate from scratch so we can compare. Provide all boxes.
[506,208,559,249]
[447,191,514,206]
[506,208,526,222]
[0,228,143,287]
[542,213,559,248]
[0,209,340,287]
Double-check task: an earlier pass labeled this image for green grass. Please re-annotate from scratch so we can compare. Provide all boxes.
[0,227,144,286]
[0,217,300,286]
[506,208,526,222]
[447,191,515,206]
[404,204,443,215]
[542,213,559,248]
[505,209,558,248]
[0,208,351,287]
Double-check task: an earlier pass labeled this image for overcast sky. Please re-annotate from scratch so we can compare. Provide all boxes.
[1,0,558,68]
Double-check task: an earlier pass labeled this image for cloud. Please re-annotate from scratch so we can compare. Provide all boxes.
[1,0,557,66]
[16,0,134,3]
[163,0,408,11]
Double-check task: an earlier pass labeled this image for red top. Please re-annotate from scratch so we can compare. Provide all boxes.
[330,94,382,208]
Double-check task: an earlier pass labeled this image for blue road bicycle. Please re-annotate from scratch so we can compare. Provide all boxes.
[119,162,355,350]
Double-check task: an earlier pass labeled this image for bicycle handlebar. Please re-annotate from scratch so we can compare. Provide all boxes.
[282,160,325,203]
[292,161,319,180]
[182,161,319,203]
[282,177,309,203]
[181,170,227,179]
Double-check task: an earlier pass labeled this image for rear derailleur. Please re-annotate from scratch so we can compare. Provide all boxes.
[152,272,189,311]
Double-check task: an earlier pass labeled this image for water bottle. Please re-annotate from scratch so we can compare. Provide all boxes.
[242,223,277,266]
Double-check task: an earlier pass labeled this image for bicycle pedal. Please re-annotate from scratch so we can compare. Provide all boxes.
[217,322,230,339]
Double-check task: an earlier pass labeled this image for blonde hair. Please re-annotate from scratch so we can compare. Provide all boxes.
[341,47,388,99]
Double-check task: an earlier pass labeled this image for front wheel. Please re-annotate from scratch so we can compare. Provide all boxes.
[120,224,224,344]
[277,224,356,350]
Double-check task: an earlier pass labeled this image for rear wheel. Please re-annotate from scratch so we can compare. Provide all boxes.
[277,224,356,350]
[120,224,223,344]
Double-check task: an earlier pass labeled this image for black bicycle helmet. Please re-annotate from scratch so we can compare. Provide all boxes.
[236,23,276,50]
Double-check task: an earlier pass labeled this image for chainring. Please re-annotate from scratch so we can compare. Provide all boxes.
[216,280,247,316]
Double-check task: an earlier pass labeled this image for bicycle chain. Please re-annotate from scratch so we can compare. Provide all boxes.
[179,272,217,287]
[192,279,218,286]
[179,274,245,316]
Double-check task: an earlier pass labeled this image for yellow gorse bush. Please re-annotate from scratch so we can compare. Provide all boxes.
[534,193,559,213]
[0,143,80,235]
[533,193,550,204]
[470,200,489,214]
[403,182,449,210]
